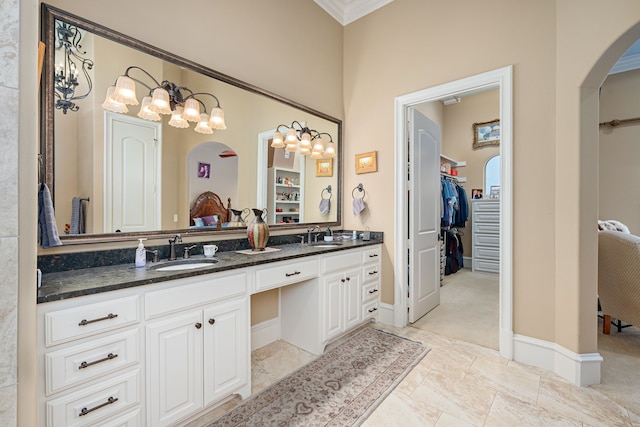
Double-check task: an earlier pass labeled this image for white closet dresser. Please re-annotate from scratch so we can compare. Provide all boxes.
[471,200,500,273]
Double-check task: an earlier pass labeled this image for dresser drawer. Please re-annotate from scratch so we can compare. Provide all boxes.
[474,234,500,248]
[473,222,500,235]
[320,249,361,274]
[254,258,318,293]
[362,281,380,303]
[472,211,500,223]
[145,272,247,319]
[473,245,500,261]
[361,246,381,264]
[472,258,500,273]
[362,264,380,284]
[45,328,140,396]
[45,296,140,347]
[472,201,500,212]
[45,369,140,427]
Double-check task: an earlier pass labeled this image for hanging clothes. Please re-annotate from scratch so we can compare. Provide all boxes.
[453,184,469,227]
[440,177,458,229]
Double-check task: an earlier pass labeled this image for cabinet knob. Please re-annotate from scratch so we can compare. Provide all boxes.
[208,318,215,325]
[346,277,350,281]
[341,278,345,283]
[195,322,202,329]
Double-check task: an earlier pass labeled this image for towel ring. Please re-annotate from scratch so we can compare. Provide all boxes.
[321,185,332,200]
[352,183,366,199]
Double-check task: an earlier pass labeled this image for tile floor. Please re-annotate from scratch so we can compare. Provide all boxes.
[187,322,639,426]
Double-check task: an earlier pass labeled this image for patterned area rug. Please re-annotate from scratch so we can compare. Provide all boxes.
[206,327,429,426]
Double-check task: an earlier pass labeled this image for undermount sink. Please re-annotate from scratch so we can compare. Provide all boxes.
[149,259,218,272]
[309,242,343,248]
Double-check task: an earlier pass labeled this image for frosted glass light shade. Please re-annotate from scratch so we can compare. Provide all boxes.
[271,131,285,148]
[312,137,325,153]
[168,106,189,128]
[285,128,298,143]
[149,88,172,115]
[310,150,322,159]
[299,132,312,150]
[285,143,298,152]
[299,147,311,156]
[182,98,201,122]
[112,75,138,105]
[101,86,129,113]
[137,96,161,121]
[208,107,226,130]
[194,113,213,134]
[324,141,336,158]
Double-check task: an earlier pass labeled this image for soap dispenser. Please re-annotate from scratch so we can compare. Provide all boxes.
[324,227,333,242]
[135,238,148,268]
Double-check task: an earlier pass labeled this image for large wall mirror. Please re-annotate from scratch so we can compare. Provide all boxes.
[41,4,341,243]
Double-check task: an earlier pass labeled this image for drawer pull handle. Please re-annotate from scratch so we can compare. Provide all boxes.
[285,271,301,277]
[368,289,379,294]
[208,318,215,325]
[79,353,118,369]
[368,307,378,313]
[78,313,118,326]
[79,396,118,416]
[195,322,202,329]
[369,254,378,258]
[368,270,378,275]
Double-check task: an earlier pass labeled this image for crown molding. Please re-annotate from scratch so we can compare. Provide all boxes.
[314,0,393,25]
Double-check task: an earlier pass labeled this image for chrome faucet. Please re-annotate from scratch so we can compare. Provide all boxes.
[307,225,320,244]
[168,234,182,260]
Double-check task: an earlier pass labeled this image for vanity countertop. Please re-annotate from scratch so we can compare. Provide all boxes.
[38,239,382,304]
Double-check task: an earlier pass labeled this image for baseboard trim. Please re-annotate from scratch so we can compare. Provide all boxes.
[377,303,395,325]
[513,334,602,386]
[251,318,280,351]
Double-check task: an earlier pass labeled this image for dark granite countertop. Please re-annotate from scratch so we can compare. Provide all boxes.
[38,238,382,304]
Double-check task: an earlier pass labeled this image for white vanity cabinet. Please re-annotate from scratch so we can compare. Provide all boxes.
[37,294,143,427]
[321,267,362,342]
[361,246,381,320]
[145,272,250,427]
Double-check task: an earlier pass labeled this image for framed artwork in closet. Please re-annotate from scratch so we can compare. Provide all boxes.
[473,119,500,148]
[472,188,483,199]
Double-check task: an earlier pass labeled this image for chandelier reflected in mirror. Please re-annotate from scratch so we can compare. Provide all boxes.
[270,121,335,158]
[54,21,94,114]
[101,66,226,134]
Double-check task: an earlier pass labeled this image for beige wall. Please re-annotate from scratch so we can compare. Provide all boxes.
[598,70,640,234]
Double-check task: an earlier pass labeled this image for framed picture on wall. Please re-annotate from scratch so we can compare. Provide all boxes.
[355,151,377,174]
[316,158,333,177]
[198,162,210,179]
[473,119,500,149]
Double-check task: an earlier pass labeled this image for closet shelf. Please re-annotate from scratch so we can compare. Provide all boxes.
[440,154,466,168]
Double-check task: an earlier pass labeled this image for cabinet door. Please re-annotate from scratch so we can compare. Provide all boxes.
[203,297,249,406]
[322,272,345,341]
[343,268,362,331]
[147,310,203,427]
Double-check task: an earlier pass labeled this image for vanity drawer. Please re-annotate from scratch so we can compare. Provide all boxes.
[320,249,362,274]
[254,258,318,293]
[362,281,380,303]
[45,368,140,427]
[362,246,381,264]
[362,264,380,284]
[145,272,247,319]
[45,296,140,347]
[45,328,140,396]
[362,300,379,320]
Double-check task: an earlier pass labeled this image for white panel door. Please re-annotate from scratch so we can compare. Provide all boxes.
[322,272,345,341]
[105,113,161,233]
[203,298,248,406]
[343,268,362,331]
[408,108,441,322]
[147,310,203,427]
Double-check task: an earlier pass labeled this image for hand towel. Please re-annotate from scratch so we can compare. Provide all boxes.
[319,198,331,216]
[38,183,63,248]
[353,197,366,216]
[70,197,85,234]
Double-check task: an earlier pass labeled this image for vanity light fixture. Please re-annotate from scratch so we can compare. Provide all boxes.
[101,65,226,133]
[271,121,335,158]
[54,21,94,114]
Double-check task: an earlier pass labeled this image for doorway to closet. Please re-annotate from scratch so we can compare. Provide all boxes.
[393,66,513,359]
